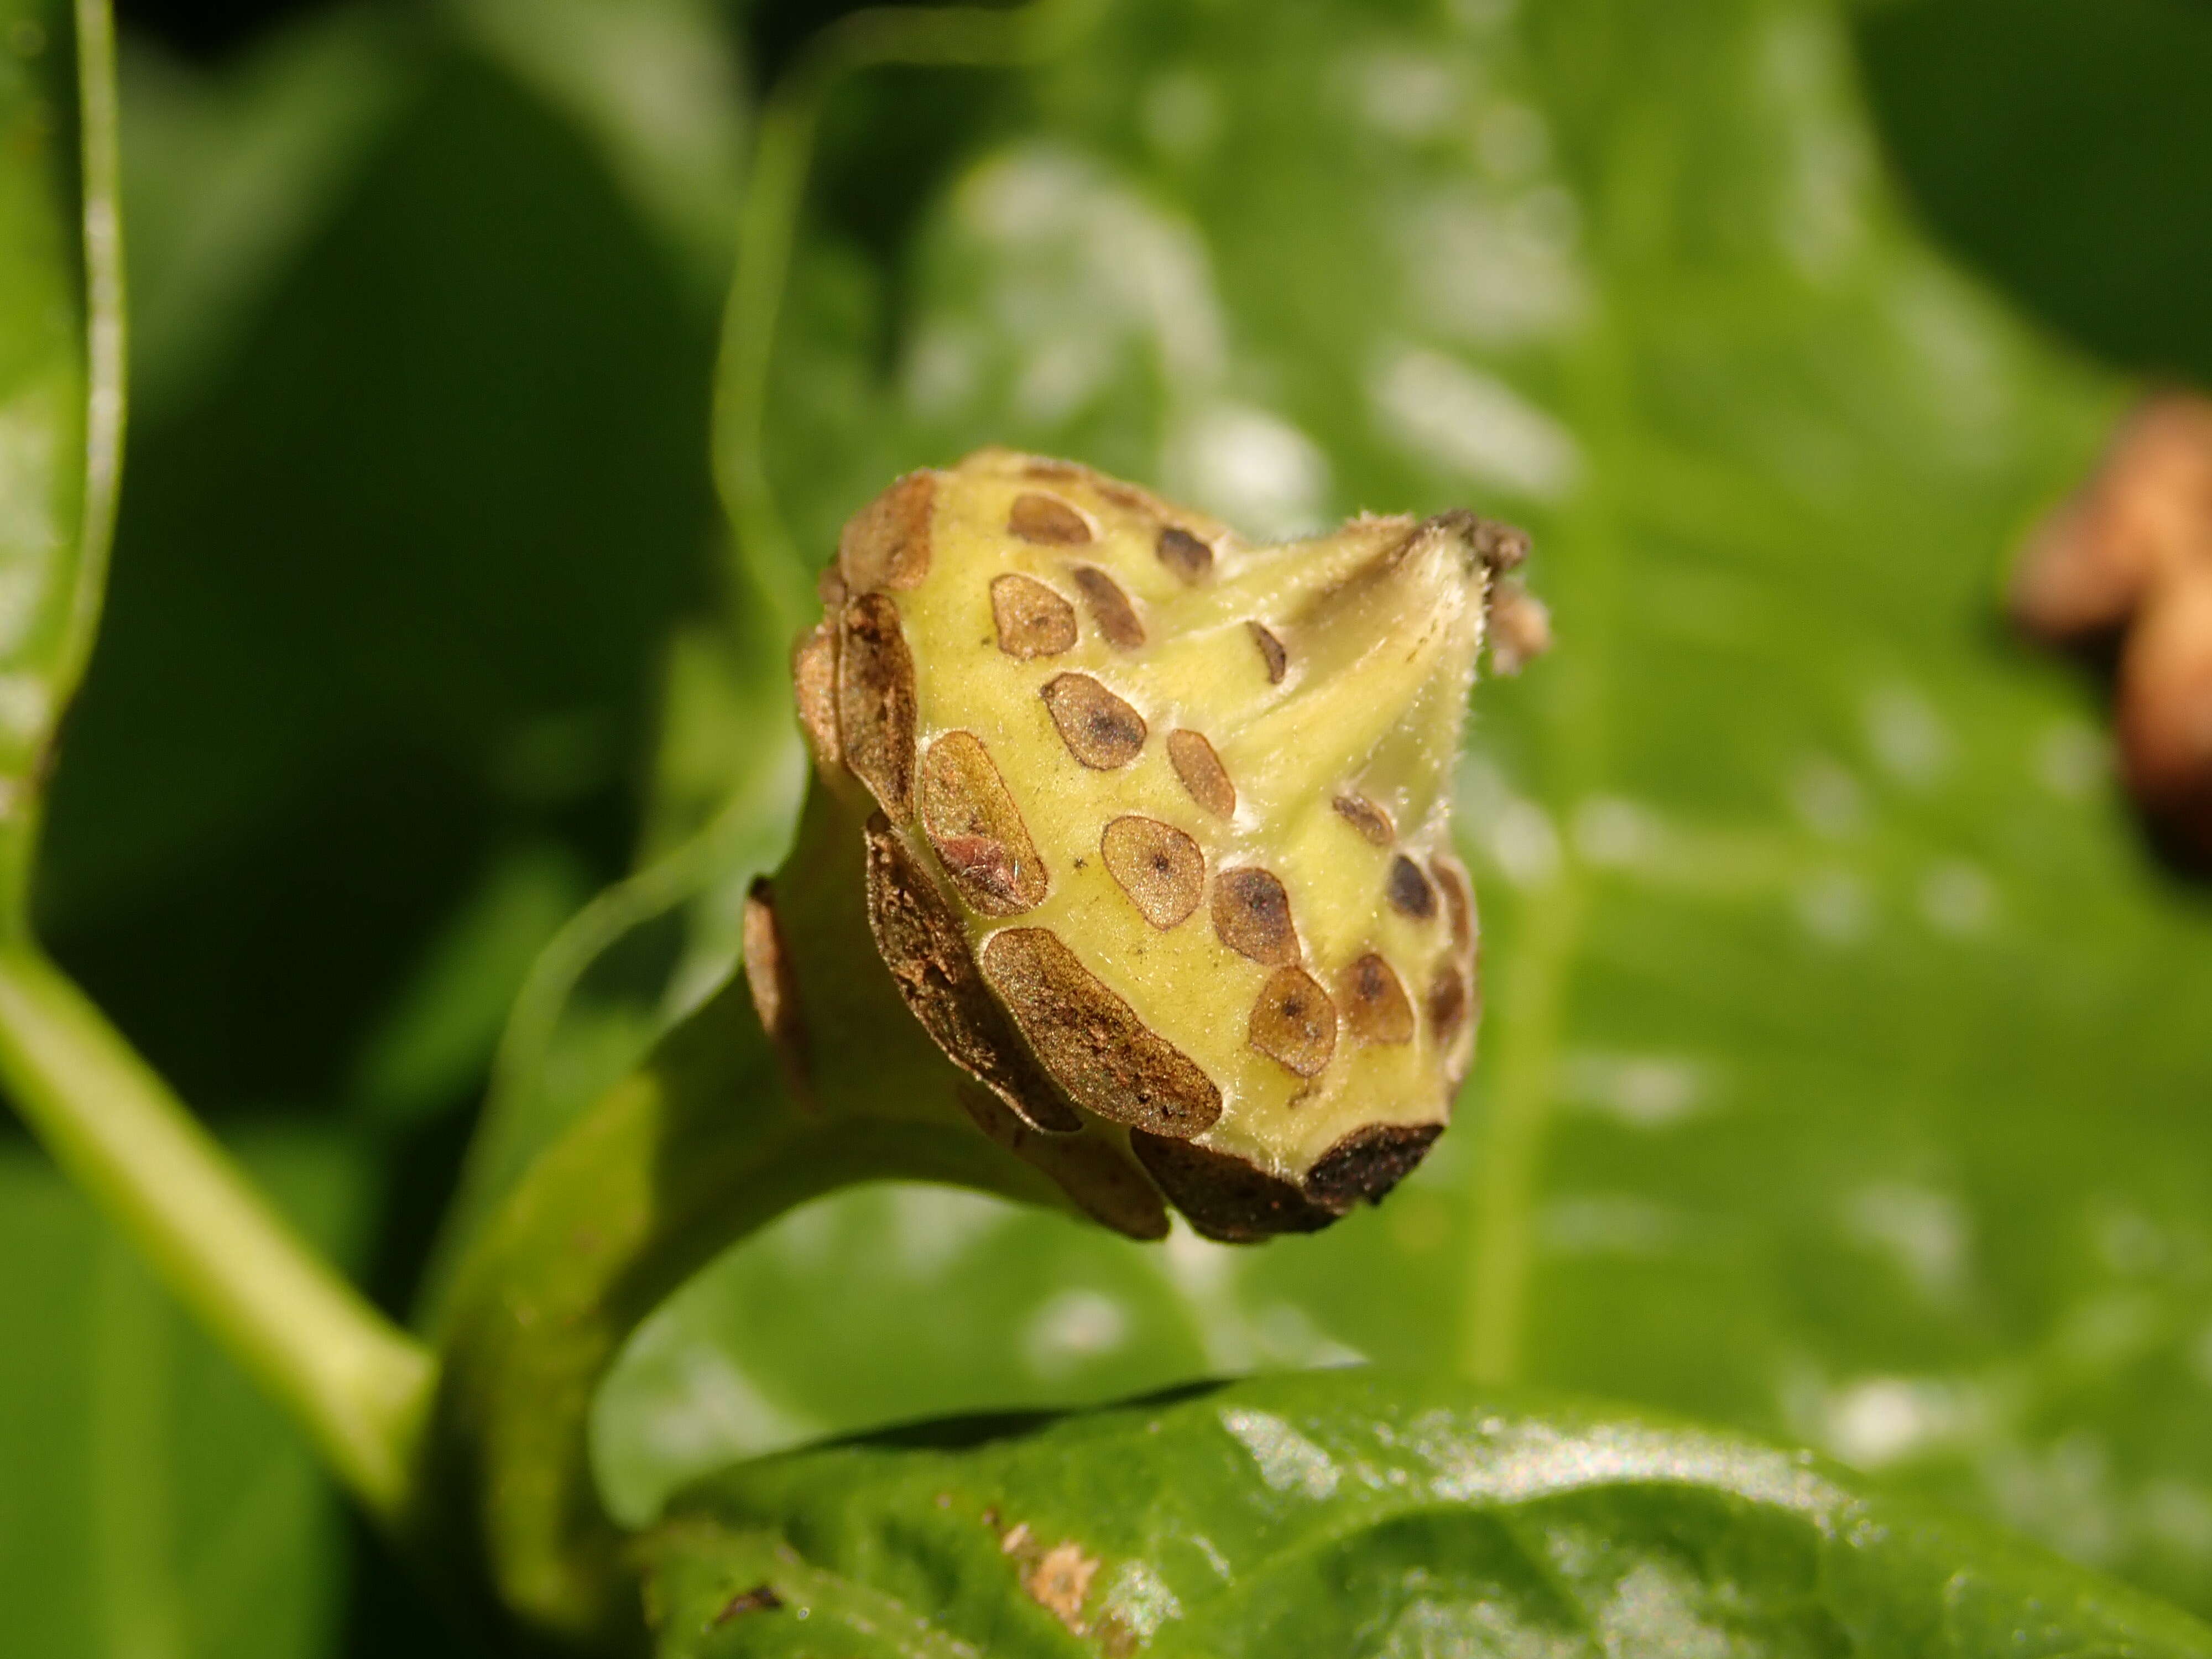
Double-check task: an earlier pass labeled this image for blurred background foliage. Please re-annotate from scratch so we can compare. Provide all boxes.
[5,0,2212,1653]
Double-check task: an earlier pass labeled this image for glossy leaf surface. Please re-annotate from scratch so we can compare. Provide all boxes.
[641,1370,2212,1658]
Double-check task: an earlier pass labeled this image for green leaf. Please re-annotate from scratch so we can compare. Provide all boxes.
[638,1371,2212,1657]
[0,1133,375,1659]
[0,0,123,916]
[606,0,2212,1621]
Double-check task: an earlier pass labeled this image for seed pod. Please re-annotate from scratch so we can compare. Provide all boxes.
[797,449,1530,1238]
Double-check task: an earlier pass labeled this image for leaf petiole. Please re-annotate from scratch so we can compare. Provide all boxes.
[0,947,437,1528]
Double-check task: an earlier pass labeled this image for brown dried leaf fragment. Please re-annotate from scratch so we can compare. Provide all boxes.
[864,817,1079,1132]
[1249,966,1338,1077]
[1130,1130,1336,1242]
[2118,567,2212,832]
[791,622,839,769]
[1488,576,1552,675]
[1042,673,1146,768]
[1211,867,1298,964]
[838,593,919,816]
[838,470,935,591]
[980,928,1222,1137]
[1333,794,1394,846]
[1100,815,1204,928]
[1009,491,1095,545]
[1432,853,1475,956]
[1386,853,1438,920]
[1469,515,1532,573]
[1156,524,1214,583]
[2012,393,2212,644]
[1305,1121,1444,1211]
[742,878,809,1095]
[990,573,1078,659]
[954,1083,1168,1240]
[1248,621,1288,684]
[1167,729,1235,818]
[1071,565,1146,649]
[1339,953,1415,1044]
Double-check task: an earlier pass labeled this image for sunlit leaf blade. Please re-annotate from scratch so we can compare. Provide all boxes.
[0,0,122,914]
[640,1371,2212,1658]
[611,0,2212,1618]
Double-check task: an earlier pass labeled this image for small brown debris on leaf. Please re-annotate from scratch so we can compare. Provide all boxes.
[1249,966,1338,1077]
[1100,815,1205,928]
[920,731,1048,915]
[1071,565,1146,649]
[1211,867,1299,964]
[1167,728,1236,817]
[1042,672,1147,768]
[838,470,935,591]
[709,1584,784,1627]
[1009,491,1095,545]
[991,573,1078,659]
[1025,1542,1100,1633]
[980,928,1222,1136]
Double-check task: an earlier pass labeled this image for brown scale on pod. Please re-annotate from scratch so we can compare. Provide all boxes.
[771,447,1537,1240]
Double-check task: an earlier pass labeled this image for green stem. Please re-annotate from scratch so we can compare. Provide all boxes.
[0,947,436,1525]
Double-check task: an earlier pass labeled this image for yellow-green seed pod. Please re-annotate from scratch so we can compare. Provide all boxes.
[779,448,1530,1242]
